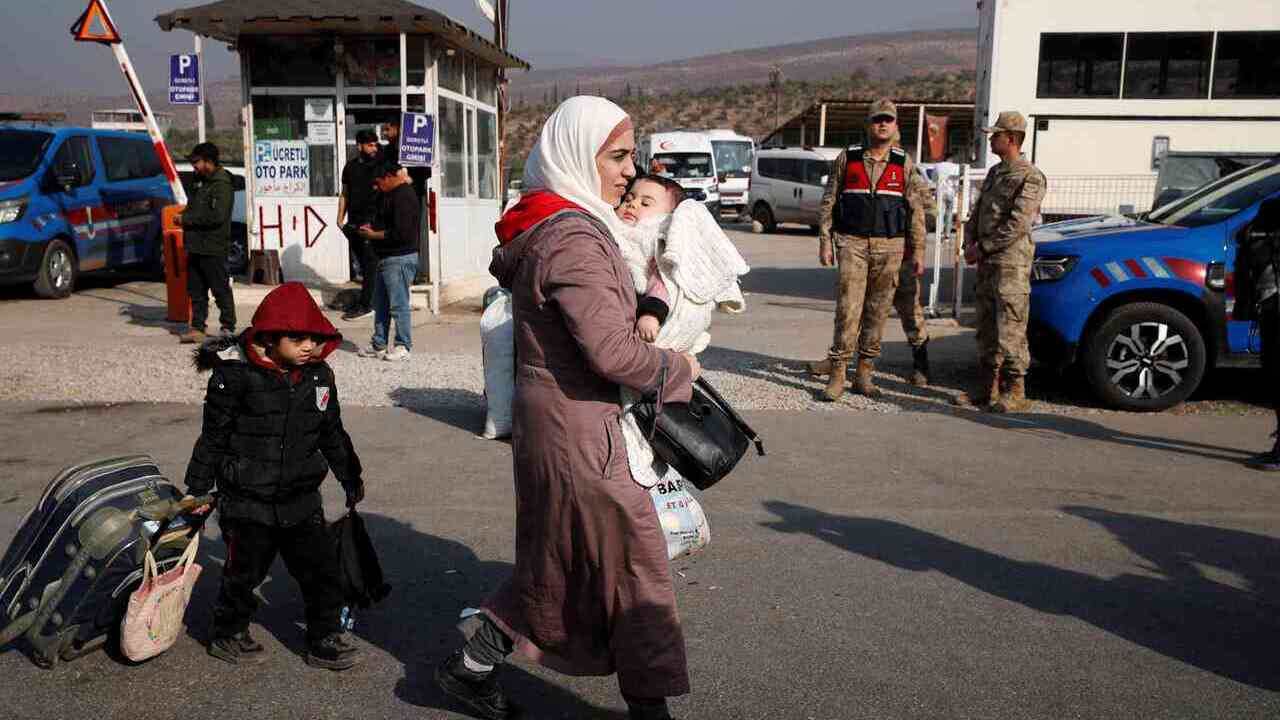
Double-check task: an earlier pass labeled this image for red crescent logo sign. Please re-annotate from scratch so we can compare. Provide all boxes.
[659,141,673,150]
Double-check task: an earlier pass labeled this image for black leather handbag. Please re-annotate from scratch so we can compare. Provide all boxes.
[632,372,765,490]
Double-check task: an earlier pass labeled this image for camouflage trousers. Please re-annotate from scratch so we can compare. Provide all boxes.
[828,234,905,361]
[894,258,929,348]
[974,261,1031,376]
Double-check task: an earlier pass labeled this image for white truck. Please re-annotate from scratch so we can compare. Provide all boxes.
[705,129,754,219]
[638,131,720,216]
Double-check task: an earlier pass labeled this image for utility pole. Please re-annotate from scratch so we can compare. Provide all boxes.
[769,66,783,135]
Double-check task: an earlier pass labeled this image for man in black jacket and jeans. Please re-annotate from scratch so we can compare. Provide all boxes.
[356,162,420,361]
[178,142,236,343]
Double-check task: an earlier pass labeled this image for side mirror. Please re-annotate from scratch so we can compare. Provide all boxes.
[717,172,727,183]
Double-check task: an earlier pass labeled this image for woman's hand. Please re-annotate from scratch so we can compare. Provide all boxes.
[637,315,660,342]
[682,352,701,381]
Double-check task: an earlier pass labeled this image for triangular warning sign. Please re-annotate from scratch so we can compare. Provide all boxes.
[70,0,121,44]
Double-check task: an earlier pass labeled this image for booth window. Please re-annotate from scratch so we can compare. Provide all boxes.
[251,96,336,197]
[440,50,465,94]
[440,97,466,197]
[477,111,497,199]
[1123,33,1211,99]
[249,38,336,87]
[1036,33,1123,98]
[474,64,498,107]
[342,37,400,88]
[1213,32,1280,98]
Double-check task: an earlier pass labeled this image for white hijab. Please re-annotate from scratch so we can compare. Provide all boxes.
[522,96,632,242]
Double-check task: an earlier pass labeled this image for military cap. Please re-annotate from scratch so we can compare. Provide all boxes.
[982,111,1027,134]
[867,98,897,122]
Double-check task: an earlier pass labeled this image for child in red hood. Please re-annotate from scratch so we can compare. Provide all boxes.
[185,282,365,671]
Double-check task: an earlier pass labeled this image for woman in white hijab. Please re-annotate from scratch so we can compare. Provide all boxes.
[438,97,700,720]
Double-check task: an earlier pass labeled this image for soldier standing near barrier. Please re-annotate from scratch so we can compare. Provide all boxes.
[808,99,928,401]
[954,111,1046,412]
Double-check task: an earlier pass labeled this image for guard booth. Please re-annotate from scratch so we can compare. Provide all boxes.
[155,2,529,307]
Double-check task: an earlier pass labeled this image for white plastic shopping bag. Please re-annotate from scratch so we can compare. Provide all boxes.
[480,287,516,439]
[119,534,202,662]
[650,476,710,560]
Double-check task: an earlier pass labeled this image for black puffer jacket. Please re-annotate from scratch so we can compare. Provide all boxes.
[185,336,363,527]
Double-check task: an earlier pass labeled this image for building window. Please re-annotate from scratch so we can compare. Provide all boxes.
[1123,32,1211,99]
[250,96,336,197]
[1036,33,1123,98]
[440,96,466,198]
[439,50,465,94]
[1213,32,1280,98]
[342,37,400,88]
[477,111,497,199]
[249,38,336,87]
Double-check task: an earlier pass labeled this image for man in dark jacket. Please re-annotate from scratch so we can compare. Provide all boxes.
[337,129,382,320]
[178,142,236,343]
[186,282,365,669]
[356,162,420,361]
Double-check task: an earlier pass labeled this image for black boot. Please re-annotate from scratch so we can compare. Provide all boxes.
[305,632,361,670]
[436,651,516,720]
[207,630,266,665]
[910,340,930,387]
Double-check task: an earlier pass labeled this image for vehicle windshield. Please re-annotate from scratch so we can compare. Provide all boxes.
[1148,159,1280,228]
[711,141,753,179]
[651,153,714,179]
[0,130,53,182]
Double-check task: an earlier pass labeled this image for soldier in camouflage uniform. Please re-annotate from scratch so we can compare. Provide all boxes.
[954,111,1046,412]
[807,99,928,401]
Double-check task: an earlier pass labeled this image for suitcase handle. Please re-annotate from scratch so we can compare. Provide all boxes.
[136,494,216,522]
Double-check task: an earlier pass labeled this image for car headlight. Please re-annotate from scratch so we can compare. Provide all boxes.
[0,197,27,224]
[1032,255,1077,282]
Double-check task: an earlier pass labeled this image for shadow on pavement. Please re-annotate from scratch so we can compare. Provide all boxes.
[760,501,1280,691]
[388,388,487,436]
[185,513,624,719]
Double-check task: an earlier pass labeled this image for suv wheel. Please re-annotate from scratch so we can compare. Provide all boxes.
[33,238,77,299]
[1082,302,1206,411]
[752,202,776,233]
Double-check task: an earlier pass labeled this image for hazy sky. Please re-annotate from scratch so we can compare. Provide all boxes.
[1,1,975,95]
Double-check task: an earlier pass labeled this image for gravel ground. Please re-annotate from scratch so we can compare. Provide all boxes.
[0,340,904,415]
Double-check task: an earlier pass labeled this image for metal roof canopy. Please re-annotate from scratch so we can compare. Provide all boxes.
[154,0,529,70]
[763,98,976,160]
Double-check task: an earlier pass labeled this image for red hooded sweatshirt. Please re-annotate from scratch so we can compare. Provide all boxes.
[243,282,342,373]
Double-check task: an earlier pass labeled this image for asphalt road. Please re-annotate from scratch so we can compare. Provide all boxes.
[0,228,1277,718]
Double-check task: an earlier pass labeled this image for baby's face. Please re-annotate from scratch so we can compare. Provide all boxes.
[617,180,676,226]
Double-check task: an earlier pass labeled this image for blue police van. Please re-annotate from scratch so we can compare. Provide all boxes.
[1030,157,1280,411]
[0,126,175,298]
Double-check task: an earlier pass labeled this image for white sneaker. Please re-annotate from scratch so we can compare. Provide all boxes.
[357,345,385,359]
[383,345,411,362]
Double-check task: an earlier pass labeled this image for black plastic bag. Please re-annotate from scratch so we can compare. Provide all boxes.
[331,509,391,609]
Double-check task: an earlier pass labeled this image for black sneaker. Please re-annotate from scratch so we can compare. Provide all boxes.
[342,305,374,320]
[435,651,515,719]
[207,631,266,665]
[305,632,361,670]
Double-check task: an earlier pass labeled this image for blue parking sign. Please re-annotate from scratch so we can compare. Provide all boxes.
[169,54,200,105]
[399,112,434,167]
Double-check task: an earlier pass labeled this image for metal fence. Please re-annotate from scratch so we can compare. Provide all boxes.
[1039,174,1158,219]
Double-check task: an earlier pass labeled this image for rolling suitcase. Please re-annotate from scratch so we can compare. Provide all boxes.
[0,455,210,667]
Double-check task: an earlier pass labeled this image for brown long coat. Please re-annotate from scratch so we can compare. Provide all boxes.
[483,209,695,698]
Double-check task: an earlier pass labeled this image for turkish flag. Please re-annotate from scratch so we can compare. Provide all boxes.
[926,114,949,162]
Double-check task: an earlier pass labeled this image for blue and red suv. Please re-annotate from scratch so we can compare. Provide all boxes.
[0,126,175,298]
[1030,157,1280,411]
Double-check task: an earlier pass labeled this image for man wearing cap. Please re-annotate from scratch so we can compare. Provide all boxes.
[954,111,1047,412]
[337,129,383,320]
[176,142,236,344]
[808,98,929,401]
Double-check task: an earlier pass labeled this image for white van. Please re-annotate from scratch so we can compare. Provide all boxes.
[638,131,720,215]
[749,146,842,232]
[705,129,754,219]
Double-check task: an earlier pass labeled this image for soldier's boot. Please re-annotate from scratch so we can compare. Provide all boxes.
[909,341,930,387]
[953,364,1000,407]
[993,375,1030,413]
[807,358,834,377]
[853,358,883,399]
[818,360,848,402]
